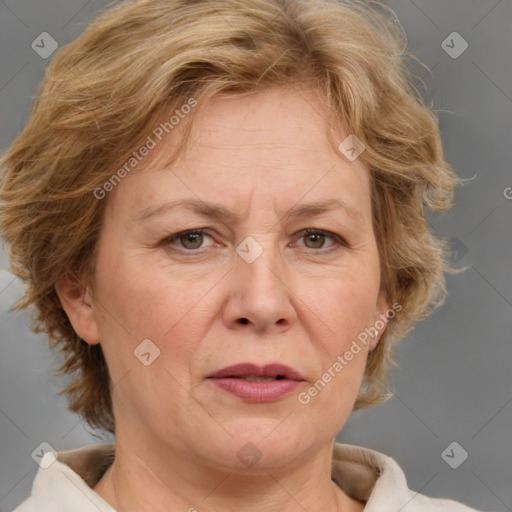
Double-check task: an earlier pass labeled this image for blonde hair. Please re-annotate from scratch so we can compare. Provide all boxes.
[0,0,462,435]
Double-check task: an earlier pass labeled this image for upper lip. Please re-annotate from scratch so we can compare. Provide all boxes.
[208,363,305,381]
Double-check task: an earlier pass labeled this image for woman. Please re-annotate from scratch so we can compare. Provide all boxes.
[0,0,481,510]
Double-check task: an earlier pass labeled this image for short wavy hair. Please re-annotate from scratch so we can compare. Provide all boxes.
[0,0,462,435]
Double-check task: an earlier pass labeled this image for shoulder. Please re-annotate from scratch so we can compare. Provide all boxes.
[11,444,116,512]
[400,492,485,512]
[332,442,484,512]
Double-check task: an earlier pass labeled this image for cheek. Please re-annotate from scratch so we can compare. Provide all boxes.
[301,267,381,353]
[296,280,375,419]
[92,251,205,422]
[93,247,212,372]
[95,242,179,332]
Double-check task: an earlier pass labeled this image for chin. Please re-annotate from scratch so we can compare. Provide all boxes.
[196,419,317,471]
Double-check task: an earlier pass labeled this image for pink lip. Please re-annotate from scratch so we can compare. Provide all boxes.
[208,363,304,380]
[207,363,305,403]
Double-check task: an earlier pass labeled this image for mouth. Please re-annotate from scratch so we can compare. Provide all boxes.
[207,363,305,402]
[207,362,305,381]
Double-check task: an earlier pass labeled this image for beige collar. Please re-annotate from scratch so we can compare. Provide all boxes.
[57,441,382,502]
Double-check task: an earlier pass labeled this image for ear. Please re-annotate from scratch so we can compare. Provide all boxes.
[55,274,100,345]
[370,290,389,352]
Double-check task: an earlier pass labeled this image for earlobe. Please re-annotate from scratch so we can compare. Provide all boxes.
[55,275,100,345]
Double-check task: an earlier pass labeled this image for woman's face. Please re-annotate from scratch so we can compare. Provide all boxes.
[79,87,388,469]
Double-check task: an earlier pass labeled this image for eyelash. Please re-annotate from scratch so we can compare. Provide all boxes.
[160,228,349,255]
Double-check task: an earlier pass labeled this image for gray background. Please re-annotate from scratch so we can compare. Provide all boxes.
[1,1,511,510]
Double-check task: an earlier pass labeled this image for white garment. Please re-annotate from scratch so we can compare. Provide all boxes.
[13,442,483,511]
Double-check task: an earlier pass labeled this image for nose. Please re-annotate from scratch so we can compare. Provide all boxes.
[222,237,297,334]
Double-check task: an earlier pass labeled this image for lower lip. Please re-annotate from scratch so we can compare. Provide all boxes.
[208,377,303,402]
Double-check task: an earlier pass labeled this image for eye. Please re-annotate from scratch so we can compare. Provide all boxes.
[294,228,347,251]
[162,229,214,251]
[160,227,348,255]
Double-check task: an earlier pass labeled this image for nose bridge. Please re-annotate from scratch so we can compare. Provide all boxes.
[229,231,295,331]
[236,232,283,296]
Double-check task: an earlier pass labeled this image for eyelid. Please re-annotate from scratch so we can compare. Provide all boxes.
[162,228,214,249]
[293,228,349,250]
[161,227,349,252]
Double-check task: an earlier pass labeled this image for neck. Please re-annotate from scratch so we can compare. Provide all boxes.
[93,436,364,512]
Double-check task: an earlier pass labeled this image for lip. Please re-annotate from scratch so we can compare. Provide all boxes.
[208,362,305,381]
[207,363,305,403]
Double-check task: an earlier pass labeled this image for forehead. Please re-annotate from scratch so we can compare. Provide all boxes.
[108,87,372,224]
[181,87,359,164]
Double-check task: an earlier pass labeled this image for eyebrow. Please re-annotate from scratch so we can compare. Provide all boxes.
[134,197,364,225]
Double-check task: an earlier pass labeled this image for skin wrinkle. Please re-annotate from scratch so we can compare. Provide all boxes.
[58,88,388,512]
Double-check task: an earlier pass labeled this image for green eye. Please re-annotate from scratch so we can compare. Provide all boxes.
[164,229,212,251]
[178,231,205,250]
[297,228,347,251]
[161,227,348,255]
[303,231,327,249]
